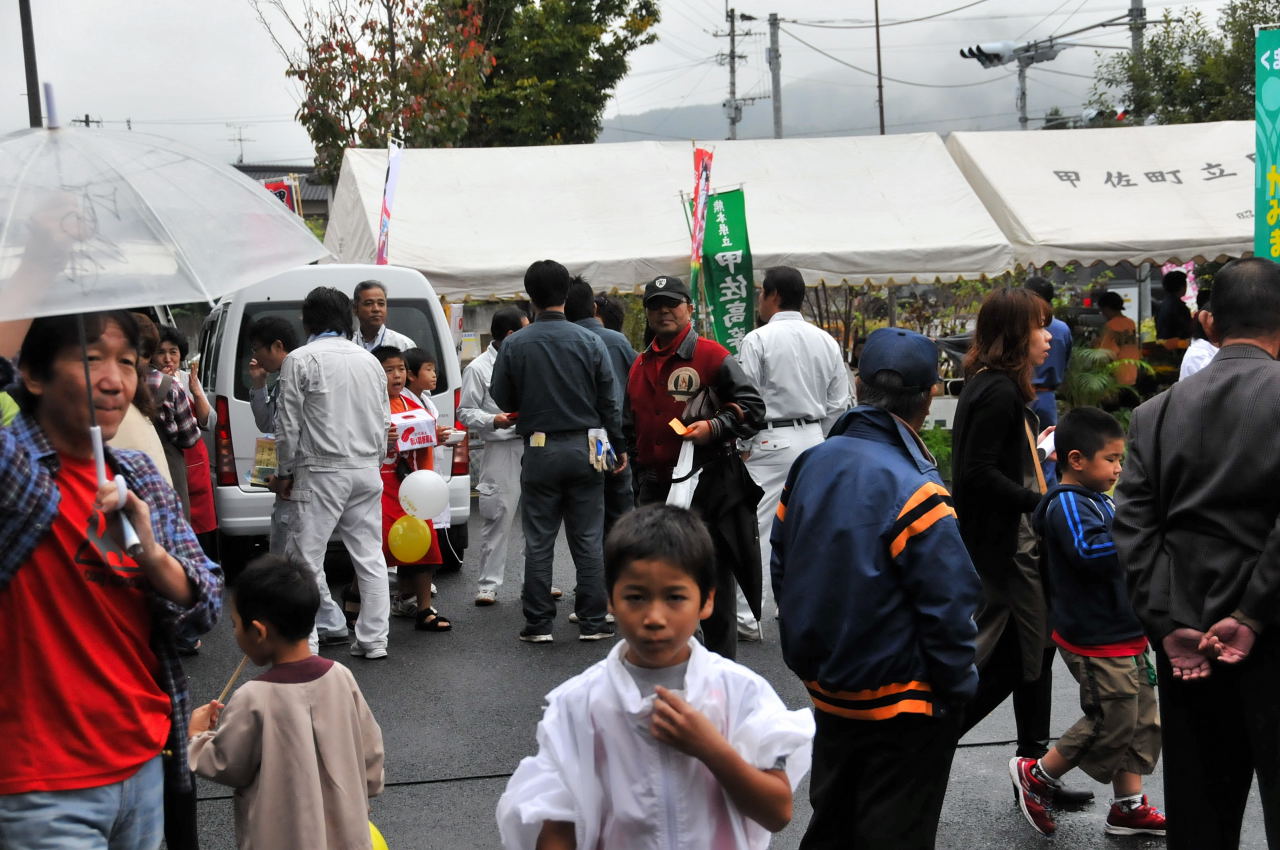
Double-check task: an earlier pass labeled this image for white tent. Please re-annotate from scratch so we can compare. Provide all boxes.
[946,120,1254,269]
[323,135,1015,300]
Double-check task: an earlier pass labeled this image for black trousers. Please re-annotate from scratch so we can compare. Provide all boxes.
[960,624,1055,757]
[1155,634,1280,850]
[637,474,737,660]
[801,711,962,850]
[163,773,200,850]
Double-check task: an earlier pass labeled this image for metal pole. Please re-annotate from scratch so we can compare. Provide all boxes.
[18,0,41,127]
[874,0,885,135]
[1017,63,1028,130]
[1130,0,1145,57]
[386,0,397,135]
[769,13,782,138]
[728,6,738,139]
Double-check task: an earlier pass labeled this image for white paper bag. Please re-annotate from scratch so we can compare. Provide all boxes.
[665,440,701,509]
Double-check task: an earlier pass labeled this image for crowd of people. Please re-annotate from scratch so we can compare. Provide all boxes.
[0,255,1276,850]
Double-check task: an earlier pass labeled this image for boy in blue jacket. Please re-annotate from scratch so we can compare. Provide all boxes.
[1016,406,1166,838]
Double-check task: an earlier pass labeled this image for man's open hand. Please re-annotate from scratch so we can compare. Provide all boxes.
[1163,628,1213,680]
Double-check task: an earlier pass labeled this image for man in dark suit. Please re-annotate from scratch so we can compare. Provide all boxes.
[1114,257,1280,850]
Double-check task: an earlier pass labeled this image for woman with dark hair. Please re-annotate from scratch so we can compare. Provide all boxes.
[951,288,1094,803]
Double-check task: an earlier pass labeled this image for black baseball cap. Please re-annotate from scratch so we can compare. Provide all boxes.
[859,327,939,391]
[643,275,692,306]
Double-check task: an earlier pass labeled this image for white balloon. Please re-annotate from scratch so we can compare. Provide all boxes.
[398,469,449,520]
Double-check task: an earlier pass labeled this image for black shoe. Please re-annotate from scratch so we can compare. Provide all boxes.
[1052,782,1095,810]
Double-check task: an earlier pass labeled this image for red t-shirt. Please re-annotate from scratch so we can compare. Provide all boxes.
[1052,630,1148,658]
[0,454,171,794]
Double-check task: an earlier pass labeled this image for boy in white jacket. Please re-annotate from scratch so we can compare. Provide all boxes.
[497,505,814,849]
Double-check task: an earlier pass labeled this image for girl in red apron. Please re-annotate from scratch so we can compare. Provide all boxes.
[375,346,452,632]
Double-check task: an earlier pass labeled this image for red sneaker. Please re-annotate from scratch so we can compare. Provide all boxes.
[1009,757,1057,836]
[1105,795,1167,836]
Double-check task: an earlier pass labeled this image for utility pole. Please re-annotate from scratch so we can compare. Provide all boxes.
[716,7,763,139]
[768,13,782,138]
[728,7,738,139]
[1130,0,1145,57]
[1016,64,1028,130]
[18,0,41,127]
[874,0,885,135]
[70,114,102,128]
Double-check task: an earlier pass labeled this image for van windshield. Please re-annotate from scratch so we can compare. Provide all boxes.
[234,300,450,401]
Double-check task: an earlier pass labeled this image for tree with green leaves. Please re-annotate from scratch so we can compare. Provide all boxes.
[464,0,660,147]
[254,0,494,183]
[1090,0,1280,124]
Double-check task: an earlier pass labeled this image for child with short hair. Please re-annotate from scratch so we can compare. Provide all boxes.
[187,555,384,849]
[1016,407,1165,837]
[497,504,814,850]
[372,345,452,631]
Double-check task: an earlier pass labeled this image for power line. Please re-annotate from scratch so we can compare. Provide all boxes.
[1050,0,1095,37]
[788,111,1017,137]
[781,27,1014,89]
[1016,0,1077,40]
[782,0,991,30]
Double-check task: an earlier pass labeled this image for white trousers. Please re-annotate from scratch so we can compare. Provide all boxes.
[738,423,824,627]
[285,466,389,650]
[475,439,524,592]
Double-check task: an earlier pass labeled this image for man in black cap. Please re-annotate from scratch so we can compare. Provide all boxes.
[772,327,982,848]
[624,274,764,658]
[490,260,622,644]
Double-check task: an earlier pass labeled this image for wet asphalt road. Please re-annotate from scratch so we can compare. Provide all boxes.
[180,511,1266,850]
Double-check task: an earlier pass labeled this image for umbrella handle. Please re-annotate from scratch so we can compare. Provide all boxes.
[90,426,144,558]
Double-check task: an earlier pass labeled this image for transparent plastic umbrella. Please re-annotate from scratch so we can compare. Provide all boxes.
[0,98,328,552]
[0,125,327,320]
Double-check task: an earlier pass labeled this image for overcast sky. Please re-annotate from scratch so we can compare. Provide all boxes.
[1,0,1226,165]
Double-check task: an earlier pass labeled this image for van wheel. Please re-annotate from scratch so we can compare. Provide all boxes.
[217,532,264,583]
[437,526,465,573]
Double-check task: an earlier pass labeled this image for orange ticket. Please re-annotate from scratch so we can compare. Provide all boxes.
[668,418,689,436]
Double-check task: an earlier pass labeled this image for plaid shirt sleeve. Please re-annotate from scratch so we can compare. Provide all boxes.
[113,448,224,793]
[159,382,202,450]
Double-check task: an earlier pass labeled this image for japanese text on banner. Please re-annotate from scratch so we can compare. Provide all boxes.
[1256,28,1280,257]
[700,189,754,355]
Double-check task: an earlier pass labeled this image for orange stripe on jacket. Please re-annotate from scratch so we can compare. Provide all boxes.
[889,502,956,559]
[897,481,950,521]
[811,699,935,720]
[805,679,932,701]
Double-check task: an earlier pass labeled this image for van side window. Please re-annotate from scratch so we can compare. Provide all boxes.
[198,307,225,389]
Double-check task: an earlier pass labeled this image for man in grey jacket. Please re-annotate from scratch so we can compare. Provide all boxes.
[1113,257,1280,850]
[276,288,392,659]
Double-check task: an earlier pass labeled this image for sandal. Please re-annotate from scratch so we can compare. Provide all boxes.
[414,608,453,632]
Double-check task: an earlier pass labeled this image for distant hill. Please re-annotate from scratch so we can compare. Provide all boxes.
[598,73,1021,142]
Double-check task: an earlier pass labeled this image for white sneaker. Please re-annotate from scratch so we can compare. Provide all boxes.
[568,612,615,624]
[350,641,388,660]
[550,586,564,599]
[475,589,497,606]
[737,620,764,642]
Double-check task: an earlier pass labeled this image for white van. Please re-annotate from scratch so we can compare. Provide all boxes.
[196,264,470,574]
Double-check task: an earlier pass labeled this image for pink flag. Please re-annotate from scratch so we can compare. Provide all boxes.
[690,147,714,296]
[375,139,404,265]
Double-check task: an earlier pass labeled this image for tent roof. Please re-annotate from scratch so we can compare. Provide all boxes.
[946,120,1254,269]
[322,135,1015,300]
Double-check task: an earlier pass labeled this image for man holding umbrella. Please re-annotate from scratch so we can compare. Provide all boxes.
[0,312,222,848]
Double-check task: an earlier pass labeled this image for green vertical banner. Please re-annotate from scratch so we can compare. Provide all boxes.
[1256,27,1280,257]
[701,189,754,354]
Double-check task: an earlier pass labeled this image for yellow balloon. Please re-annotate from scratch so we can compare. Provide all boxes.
[370,821,389,850]
[388,515,432,563]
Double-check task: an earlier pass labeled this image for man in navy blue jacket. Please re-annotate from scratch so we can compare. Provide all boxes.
[772,328,981,849]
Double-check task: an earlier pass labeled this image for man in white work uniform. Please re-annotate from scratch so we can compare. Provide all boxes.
[351,279,416,351]
[277,287,394,659]
[459,306,529,606]
[736,266,851,640]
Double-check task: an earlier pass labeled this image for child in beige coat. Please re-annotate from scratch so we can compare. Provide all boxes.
[188,555,385,849]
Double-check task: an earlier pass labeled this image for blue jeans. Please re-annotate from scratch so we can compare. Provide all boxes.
[0,755,164,850]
